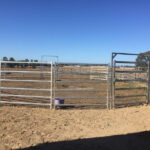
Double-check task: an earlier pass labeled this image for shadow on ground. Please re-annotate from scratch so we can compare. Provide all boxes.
[20,131,150,150]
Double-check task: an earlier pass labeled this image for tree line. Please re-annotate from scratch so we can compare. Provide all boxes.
[2,56,39,68]
[136,51,150,69]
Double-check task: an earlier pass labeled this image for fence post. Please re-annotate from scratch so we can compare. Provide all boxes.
[0,61,1,102]
[110,53,117,109]
[106,64,109,109]
[110,54,113,109]
[112,60,116,109]
[50,62,53,109]
[53,62,56,110]
[147,60,150,104]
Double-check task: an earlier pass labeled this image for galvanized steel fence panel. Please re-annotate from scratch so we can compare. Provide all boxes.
[0,61,53,108]
[1,53,150,109]
[53,63,110,109]
[111,53,149,108]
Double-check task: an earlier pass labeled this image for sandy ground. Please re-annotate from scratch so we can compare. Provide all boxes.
[1,105,150,150]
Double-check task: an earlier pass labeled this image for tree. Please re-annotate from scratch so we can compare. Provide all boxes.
[32,60,38,69]
[2,56,8,61]
[9,57,15,61]
[24,59,29,68]
[136,51,150,69]
[25,59,29,62]
[8,57,16,68]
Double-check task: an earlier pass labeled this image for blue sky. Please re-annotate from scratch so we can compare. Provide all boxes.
[0,0,150,63]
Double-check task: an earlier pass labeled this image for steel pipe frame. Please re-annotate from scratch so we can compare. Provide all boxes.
[0,61,1,102]
[111,52,150,108]
[1,61,52,64]
[0,87,50,91]
[1,94,50,99]
[54,63,109,109]
[0,61,53,108]
[55,103,106,106]
[55,89,107,92]
[54,97,107,99]
[0,100,51,106]
[0,79,51,82]
[111,52,139,109]
[0,70,51,74]
[55,81,107,84]
[115,94,147,98]
[115,87,147,90]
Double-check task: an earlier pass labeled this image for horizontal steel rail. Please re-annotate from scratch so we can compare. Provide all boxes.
[0,101,51,106]
[115,87,147,90]
[55,103,106,106]
[112,52,139,56]
[115,79,147,82]
[57,77,93,79]
[115,101,146,106]
[55,89,107,92]
[55,96,106,99]
[57,76,110,80]
[0,61,53,108]
[115,94,147,98]
[57,72,108,75]
[56,62,108,66]
[0,70,51,74]
[115,70,147,73]
[0,87,50,91]
[115,61,136,64]
[1,61,52,64]
[1,94,50,99]
[57,77,108,80]
[0,79,51,82]
[56,81,107,84]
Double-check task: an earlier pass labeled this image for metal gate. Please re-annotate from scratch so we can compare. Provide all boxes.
[111,53,149,108]
[0,61,53,108]
[1,52,150,109]
[53,62,110,109]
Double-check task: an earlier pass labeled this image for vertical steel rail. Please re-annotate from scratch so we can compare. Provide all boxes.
[109,64,111,109]
[53,62,56,110]
[147,60,150,104]
[112,60,116,108]
[108,64,111,109]
[110,53,114,109]
[0,61,1,101]
[50,62,53,109]
[106,64,109,109]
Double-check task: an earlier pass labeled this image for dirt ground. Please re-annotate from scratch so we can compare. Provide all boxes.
[1,105,150,150]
